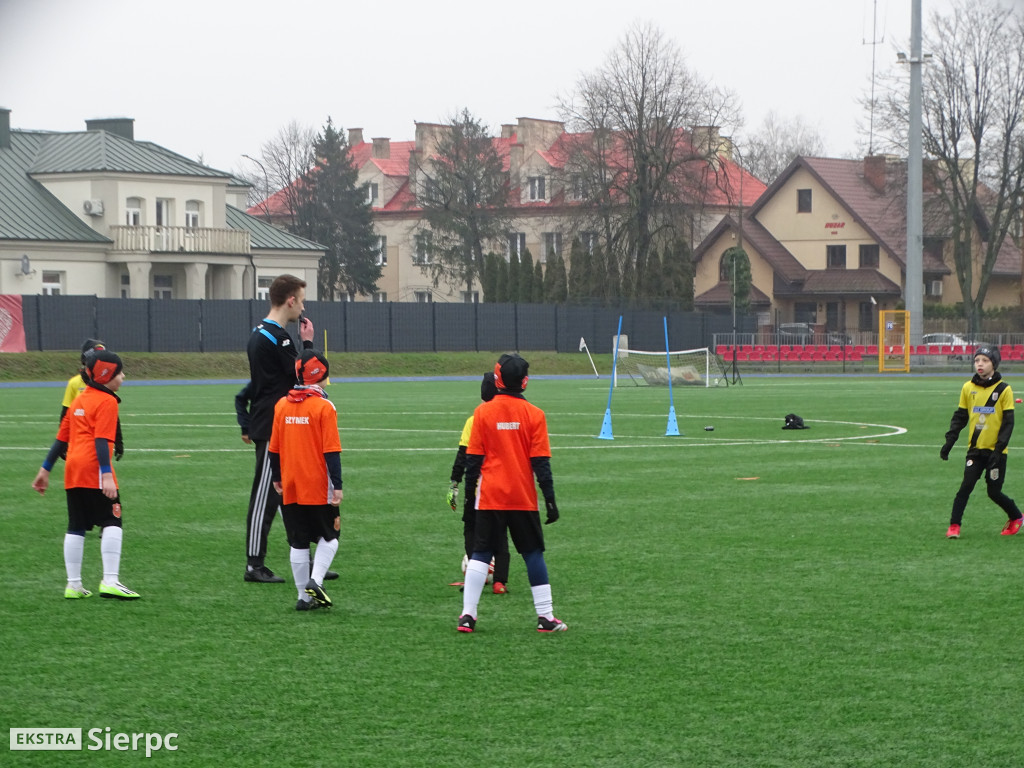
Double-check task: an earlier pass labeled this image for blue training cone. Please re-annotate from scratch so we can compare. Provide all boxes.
[598,409,614,440]
[665,406,680,437]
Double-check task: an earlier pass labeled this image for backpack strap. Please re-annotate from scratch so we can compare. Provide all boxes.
[969,381,1008,449]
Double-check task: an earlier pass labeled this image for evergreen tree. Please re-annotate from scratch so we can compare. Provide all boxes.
[619,252,636,306]
[568,238,593,303]
[482,253,499,302]
[721,246,752,314]
[642,247,664,309]
[533,261,544,303]
[292,117,380,299]
[545,251,568,303]
[506,252,520,303]
[493,255,509,302]
[665,238,694,310]
[520,248,535,303]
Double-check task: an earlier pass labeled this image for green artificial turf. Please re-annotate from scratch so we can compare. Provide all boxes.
[2,374,1023,766]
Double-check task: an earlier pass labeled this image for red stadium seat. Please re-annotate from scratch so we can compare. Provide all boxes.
[721,350,734,362]
[867,345,878,355]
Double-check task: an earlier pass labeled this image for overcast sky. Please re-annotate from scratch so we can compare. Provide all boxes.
[0,0,957,179]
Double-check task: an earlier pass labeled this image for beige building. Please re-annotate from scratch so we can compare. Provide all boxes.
[692,155,1022,339]
[256,117,764,303]
[0,109,323,301]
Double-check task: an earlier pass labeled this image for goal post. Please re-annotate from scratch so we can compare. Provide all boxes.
[879,310,910,373]
[614,347,729,388]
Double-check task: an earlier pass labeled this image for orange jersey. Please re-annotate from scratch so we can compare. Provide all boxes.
[57,386,119,489]
[468,394,551,511]
[269,392,342,505]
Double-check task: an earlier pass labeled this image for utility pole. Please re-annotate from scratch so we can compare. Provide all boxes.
[905,0,924,348]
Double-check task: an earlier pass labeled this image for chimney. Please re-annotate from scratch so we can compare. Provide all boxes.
[372,137,390,159]
[85,117,134,141]
[348,128,364,146]
[692,125,721,156]
[864,155,887,192]
[0,107,10,150]
[501,124,516,140]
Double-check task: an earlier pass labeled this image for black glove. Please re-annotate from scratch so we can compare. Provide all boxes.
[114,441,124,462]
[939,443,953,461]
[544,498,559,525]
[988,451,1002,470]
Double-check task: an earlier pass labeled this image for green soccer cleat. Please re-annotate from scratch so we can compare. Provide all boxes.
[99,582,141,600]
[64,583,93,599]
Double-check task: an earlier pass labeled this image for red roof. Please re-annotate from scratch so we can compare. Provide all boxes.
[248,124,764,219]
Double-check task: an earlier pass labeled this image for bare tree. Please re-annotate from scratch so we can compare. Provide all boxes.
[557,21,740,296]
[740,111,826,184]
[875,0,1024,334]
[411,109,513,297]
[249,121,317,228]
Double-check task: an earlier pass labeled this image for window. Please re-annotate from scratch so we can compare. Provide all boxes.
[257,276,272,301]
[185,201,200,229]
[376,236,387,266]
[41,271,62,295]
[414,232,432,265]
[859,301,875,332]
[859,244,879,268]
[507,232,526,260]
[542,232,562,263]
[372,291,387,303]
[528,176,546,201]
[125,197,142,226]
[120,273,130,299]
[581,231,598,255]
[569,174,589,201]
[797,189,812,213]
[826,244,847,269]
[462,290,479,303]
[794,301,817,325]
[156,198,171,226]
[414,291,433,303]
[366,183,379,205]
[153,274,173,299]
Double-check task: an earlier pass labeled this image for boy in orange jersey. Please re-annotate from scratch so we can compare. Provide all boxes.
[269,350,342,611]
[447,371,511,593]
[458,353,566,634]
[32,349,140,600]
[59,339,124,461]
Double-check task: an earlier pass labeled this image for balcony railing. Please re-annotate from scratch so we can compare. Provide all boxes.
[110,225,250,255]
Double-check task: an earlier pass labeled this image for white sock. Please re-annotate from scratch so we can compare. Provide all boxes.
[462,559,490,619]
[64,533,85,586]
[311,538,339,586]
[290,548,311,600]
[531,583,554,620]
[100,526,123,585]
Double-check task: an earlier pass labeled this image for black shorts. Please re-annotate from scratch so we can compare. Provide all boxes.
[281,503,340,548]
[66,488,123,532]
[472,509,544,555]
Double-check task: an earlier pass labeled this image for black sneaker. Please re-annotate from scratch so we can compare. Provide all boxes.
[244,565,285,583]
[295,598,320,612]
[457,614,476,633]
[537,616,568,633]
[305,579,332,607]
[324,570,340,581]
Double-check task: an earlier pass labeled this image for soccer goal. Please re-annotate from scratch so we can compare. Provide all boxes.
[614,347,729,387]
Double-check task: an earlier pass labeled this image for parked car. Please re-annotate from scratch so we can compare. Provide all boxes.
[777,323,852,347]
[922,333,971,359]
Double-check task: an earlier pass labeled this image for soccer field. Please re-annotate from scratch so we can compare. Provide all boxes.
[2,374,1023,767]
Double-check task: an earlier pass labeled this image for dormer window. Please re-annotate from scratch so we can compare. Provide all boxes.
[528,176,546,201]
[367,183,379,205]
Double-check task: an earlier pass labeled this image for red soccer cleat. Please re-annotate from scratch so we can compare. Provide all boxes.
[492,582,507,594]
[1001,518,1023,536]
[946,524,961,539]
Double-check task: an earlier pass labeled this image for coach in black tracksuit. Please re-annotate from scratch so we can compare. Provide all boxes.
[244,275,314,583]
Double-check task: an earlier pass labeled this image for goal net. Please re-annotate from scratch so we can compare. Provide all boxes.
[615,347,729,387]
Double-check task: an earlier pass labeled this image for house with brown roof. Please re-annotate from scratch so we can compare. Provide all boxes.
[254,117,763,303]
[692,154,1022,340]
